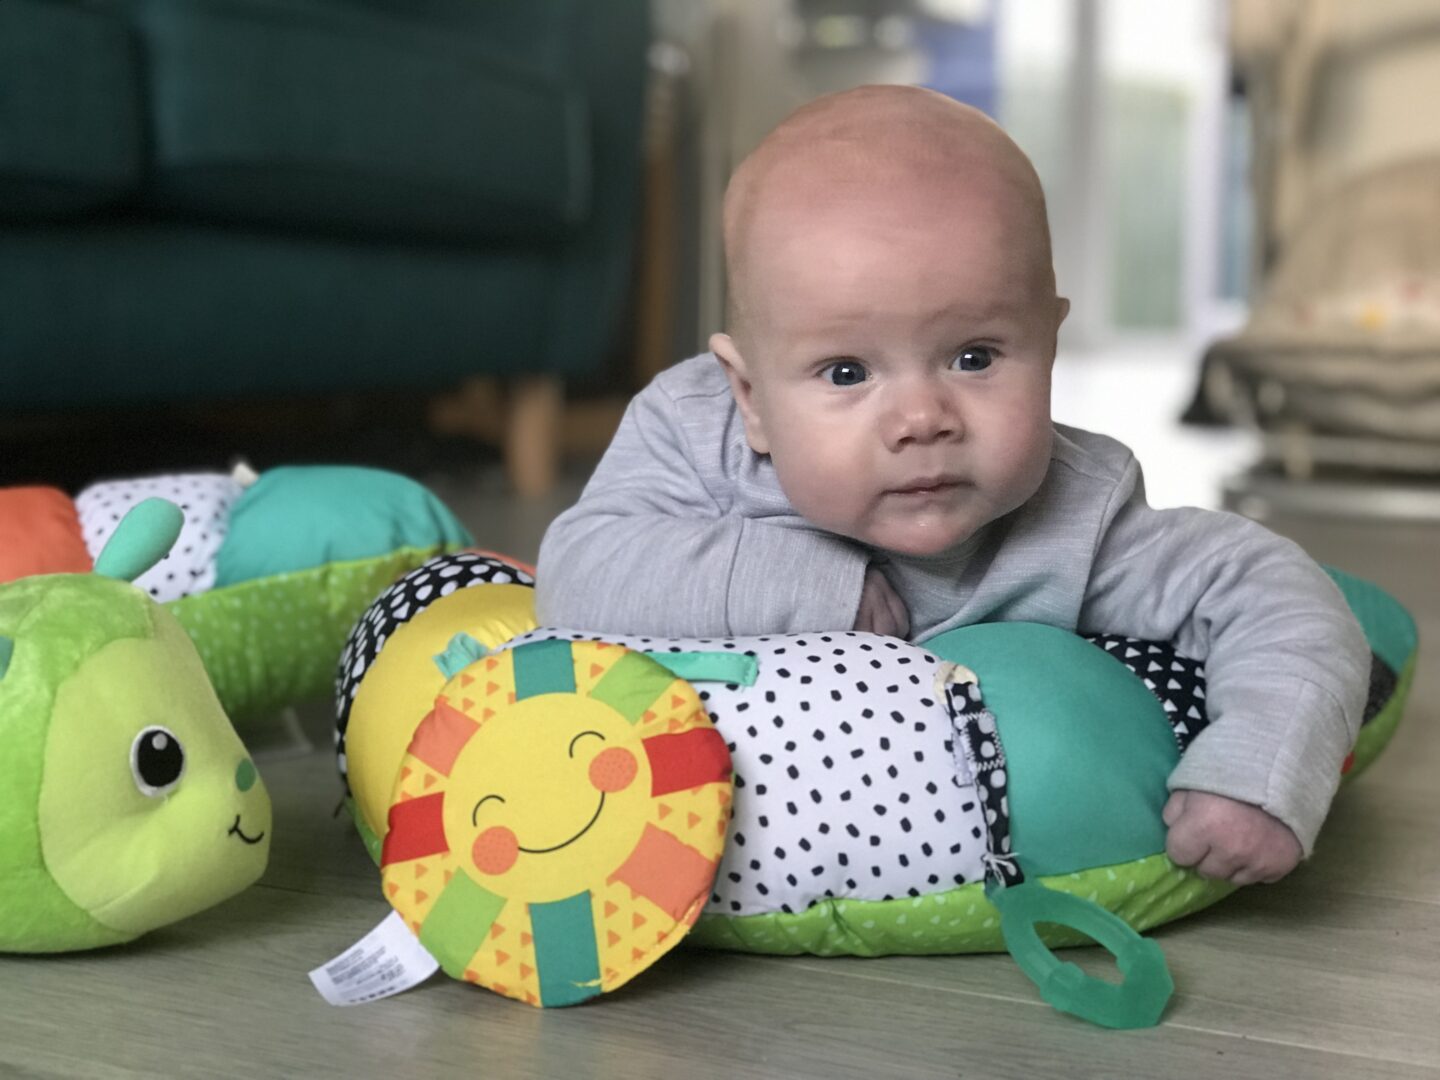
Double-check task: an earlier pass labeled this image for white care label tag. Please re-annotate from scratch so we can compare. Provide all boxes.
[309,911,441,1006]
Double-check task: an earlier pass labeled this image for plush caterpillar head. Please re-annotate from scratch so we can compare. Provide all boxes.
[0,499,271,952]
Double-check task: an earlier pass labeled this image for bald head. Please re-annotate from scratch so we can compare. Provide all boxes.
[722,85,1054,347]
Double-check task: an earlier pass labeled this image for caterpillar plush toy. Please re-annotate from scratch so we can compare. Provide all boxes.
[0,463,471,954]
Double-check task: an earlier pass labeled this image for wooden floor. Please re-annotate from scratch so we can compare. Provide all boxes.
[3,460,1439,1079]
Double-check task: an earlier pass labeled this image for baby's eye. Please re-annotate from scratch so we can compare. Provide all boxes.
[823,361,868,387]
[951,346,996,372]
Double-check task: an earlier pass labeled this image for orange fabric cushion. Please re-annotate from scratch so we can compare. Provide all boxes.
[0,487,93,583]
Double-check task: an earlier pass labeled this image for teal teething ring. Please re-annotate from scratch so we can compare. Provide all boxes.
[988,881,1173,1029]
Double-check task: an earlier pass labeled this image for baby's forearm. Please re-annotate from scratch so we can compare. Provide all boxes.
[536,509,870,637]
[1083,487,1368,853]
[1166,672,1357,855]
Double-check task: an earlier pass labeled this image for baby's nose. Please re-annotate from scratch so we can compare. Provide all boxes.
[884,383,961,447]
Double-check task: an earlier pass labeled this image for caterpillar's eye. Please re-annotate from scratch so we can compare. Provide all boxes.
[131,726,185,797]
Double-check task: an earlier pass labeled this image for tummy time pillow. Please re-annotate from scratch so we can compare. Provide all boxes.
[335,552,1416,1024]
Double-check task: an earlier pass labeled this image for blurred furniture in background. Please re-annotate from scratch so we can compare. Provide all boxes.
[429,34,698,492]
[1194,0,1440,508]
[0,0,648,495]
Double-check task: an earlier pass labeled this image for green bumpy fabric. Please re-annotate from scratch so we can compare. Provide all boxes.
[170,465,474,729]
[214,466,472,587]
[690,856,1233,956]
[171,546,460,729]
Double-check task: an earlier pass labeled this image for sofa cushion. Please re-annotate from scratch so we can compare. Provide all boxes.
[0,225,564,409]
[0,0,143,220]
[131,0,590,243]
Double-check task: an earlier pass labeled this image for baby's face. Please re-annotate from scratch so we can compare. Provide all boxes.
[716,184,1064,557]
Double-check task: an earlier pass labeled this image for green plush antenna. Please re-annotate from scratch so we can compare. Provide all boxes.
[93,499,185,583]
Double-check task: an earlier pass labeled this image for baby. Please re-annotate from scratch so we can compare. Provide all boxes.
[536,85,1369,886]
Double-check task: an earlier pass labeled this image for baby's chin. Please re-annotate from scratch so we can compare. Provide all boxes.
[853,518,981,558]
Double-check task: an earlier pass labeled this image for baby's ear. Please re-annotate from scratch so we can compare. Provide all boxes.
[710,333,770,455]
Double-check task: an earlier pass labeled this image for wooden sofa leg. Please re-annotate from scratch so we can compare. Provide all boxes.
[428,376,502,439]
[505,375,563,498]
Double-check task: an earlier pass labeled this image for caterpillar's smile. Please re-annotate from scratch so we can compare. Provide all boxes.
[228,815,265,845]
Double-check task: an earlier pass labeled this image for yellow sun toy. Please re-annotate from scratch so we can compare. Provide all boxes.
[378,637,734,1006]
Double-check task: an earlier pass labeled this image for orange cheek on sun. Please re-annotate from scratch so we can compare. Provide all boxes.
[589,747,638,793]
[472,826,519,875]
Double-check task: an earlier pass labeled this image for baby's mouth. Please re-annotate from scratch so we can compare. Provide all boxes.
[889,477,964,497]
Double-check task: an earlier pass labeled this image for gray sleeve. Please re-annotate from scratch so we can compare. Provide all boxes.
[1078,457,1369,855]
[535,380,870,637]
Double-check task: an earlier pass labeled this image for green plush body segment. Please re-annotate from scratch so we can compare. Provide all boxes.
[692,855,1233,956]
[171,546,458,726]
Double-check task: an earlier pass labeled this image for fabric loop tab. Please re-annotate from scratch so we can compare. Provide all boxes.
[643,651,758,686]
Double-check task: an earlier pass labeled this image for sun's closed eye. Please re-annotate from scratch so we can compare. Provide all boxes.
[569,730,606,758]
[472,793,506,826]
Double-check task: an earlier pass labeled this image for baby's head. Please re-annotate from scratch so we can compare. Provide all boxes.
[711,85,1067,557]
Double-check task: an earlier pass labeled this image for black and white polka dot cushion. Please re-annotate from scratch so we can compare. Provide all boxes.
[334,552,534,782]
[75,474,243,602]
[511,628,993,916]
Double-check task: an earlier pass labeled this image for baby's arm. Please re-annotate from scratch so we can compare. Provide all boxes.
[536,373,870,637]
[1078,458,1369,879]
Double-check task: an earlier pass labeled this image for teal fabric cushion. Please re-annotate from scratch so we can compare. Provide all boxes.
[134,0,589,242]
[214,466,473,587]
[923,622,1179,877]
[0,0,141,219]
[1325,567,1416,675]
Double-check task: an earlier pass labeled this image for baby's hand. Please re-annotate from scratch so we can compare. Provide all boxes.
[854,565,910,638]
[1162,790,1303,885]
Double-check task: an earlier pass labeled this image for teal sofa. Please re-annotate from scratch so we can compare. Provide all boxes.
[0,0,647,414]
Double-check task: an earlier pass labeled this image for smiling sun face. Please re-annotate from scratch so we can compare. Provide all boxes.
[379,638,732,1007]
[447,690,654,901]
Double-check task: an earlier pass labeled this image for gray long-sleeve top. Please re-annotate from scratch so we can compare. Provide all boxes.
[536,353,1370,854]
